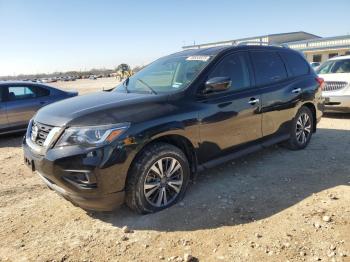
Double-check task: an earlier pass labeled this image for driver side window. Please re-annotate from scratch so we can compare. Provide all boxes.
[6,85,49,101]
[209,52,251,91]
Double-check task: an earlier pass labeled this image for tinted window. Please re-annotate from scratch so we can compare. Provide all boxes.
[280,51,309,77]
[34,86,50,97]
[0,87,3,102]
[209,52,251,90]
[7,85,49,101]
[251,51,287,86]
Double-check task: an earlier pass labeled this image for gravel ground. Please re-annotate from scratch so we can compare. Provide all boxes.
[0,81,349,261]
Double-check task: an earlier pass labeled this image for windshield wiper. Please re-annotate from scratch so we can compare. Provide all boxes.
[123,77,130,93]
[136,78,157,95]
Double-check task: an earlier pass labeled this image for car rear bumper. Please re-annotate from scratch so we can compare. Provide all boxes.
[22,138,129,211]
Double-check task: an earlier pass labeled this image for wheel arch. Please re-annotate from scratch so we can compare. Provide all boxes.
[301,102,317,132]
[126,134,198,183]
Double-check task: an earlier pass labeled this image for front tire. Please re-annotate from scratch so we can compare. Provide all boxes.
[125,143,190,214]
[285,106,314,150]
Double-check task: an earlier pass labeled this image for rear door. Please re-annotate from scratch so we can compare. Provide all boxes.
[250,50,307,137]
[197,51,262,163]
[5,84,50,128]
[0,86,8,130]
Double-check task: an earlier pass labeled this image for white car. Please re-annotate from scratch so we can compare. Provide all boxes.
[317,55,350,112]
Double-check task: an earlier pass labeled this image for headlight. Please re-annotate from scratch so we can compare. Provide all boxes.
[55,123,130,147]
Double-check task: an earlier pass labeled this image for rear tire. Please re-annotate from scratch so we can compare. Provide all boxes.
[285,106,314,150]
[125,142,190,214]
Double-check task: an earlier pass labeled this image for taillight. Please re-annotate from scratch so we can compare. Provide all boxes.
[315,77,325,90]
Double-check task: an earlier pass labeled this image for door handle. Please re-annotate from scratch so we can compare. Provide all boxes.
[292,88,301,94]
[248,98,260,105]
[271,76,281,81]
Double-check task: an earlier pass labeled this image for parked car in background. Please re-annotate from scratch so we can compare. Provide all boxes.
[310,62,320,70]
[316,55,350,112]
[23,45,324,213]
[0,81,78,134]
[89,75,97,80]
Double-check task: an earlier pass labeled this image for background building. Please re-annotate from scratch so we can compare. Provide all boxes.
[286,35,350,63]
[182,31,350,63]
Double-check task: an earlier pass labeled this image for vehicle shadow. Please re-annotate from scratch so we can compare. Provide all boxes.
[91,128,350,232]
[323,112,350,119]
[0,132,25,149]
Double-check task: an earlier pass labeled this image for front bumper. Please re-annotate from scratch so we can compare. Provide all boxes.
[22,136,133,211]
[323,93,350,112]
[37,171,125,211]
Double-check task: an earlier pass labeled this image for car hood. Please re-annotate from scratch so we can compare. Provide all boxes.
[34,91,170,127]
[318,73,350,82]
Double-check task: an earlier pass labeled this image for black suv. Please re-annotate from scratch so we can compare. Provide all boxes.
[23,45,324,213]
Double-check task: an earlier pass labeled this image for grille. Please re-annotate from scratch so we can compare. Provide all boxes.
[323,81,348,92]
[31,121,54,146]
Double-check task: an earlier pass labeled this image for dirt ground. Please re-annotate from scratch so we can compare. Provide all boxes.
[0,79,349,261]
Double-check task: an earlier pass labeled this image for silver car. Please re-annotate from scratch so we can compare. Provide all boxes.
[0,81,78,134]
[317,55,350,112]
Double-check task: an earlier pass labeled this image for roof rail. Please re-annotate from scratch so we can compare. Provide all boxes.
[236,41,290,48]
[272,43,290,48]
[236,41,269,46]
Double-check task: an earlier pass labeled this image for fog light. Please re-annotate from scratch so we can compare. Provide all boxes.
[86,151,96,158]
[63,171,97,189]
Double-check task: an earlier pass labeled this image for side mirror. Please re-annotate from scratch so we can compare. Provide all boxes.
[204,77,231,94]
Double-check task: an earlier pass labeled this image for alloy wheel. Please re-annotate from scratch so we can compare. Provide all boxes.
[296,113,312,145]
[143,157,183,207]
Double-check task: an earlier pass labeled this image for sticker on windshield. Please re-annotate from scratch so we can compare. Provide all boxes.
[186,56,210,62]
[172,82,182,88]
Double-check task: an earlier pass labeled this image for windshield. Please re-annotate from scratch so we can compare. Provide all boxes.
[316,59,350,74]
[114,55,212,94]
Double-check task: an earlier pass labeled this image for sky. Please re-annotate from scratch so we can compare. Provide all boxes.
[0,0,349,76]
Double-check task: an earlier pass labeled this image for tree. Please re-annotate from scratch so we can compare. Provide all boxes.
[116,64,131,72]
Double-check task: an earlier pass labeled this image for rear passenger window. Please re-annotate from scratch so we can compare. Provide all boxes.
[251,51,287,86]
[209,52,251,91]
[280,51,309,77]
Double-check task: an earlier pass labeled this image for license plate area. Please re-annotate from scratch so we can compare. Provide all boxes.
[24,156,36,172]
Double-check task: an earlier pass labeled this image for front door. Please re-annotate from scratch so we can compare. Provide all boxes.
[0,87,8,130]
[5,85,43,129]
[197,52,262,163]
